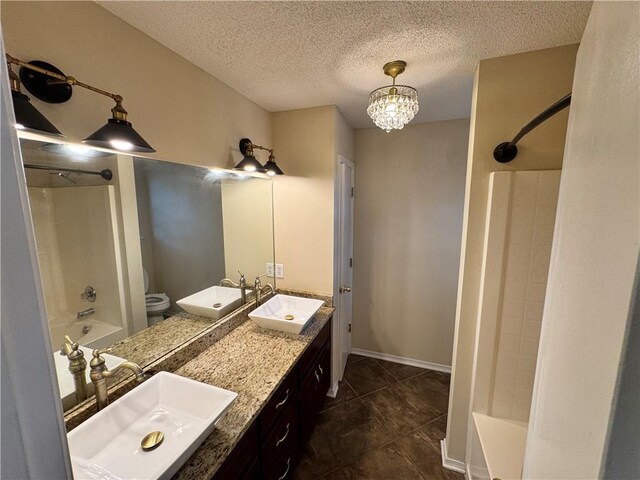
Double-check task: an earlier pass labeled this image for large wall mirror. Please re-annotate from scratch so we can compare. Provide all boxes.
[19,138,275,411]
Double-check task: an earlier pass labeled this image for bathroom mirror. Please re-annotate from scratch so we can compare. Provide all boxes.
[19,138,275,411]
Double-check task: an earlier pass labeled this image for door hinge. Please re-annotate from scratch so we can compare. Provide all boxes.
[351,187,354,198]
[349,258,353,268]
[348,323,352,333]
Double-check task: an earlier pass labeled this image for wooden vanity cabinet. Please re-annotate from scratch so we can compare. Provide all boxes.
[299,340,331,444]
[212,317,332,480]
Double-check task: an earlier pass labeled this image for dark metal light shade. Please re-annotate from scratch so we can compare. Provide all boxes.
[82,118,156,153]
[235,155,266,173]
[264,158,284,176]
[11,90,63,136]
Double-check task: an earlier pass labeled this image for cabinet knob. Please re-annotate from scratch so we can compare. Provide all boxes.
[339,286,352,294]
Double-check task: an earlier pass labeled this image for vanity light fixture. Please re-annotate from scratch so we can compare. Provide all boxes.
[235,138,284,175]
[367,60,419,132]
[6,54,155,153]
[263,152,284,176]
[7,64,63,136]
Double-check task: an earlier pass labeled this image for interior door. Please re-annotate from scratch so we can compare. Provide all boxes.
[338,157,354,377]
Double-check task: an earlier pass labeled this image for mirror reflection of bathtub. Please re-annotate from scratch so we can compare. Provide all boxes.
[53,317,126,351]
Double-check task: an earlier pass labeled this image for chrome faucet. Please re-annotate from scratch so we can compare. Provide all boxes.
[220,271,251,305]
[254,273,274,307]
[89,350,146,411]
[61,335,88,404]
[77,307,95,319]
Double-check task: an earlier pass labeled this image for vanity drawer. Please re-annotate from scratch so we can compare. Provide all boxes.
[259,370,297,443]
[298,318,331,381]
[212,422,259,480]
[262,399,298,478]
[266,448,296,480]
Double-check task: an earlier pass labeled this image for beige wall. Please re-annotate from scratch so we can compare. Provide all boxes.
[352,119,469,366]
[524,3,639,477]
[271,106,353,295]
[1,1,271,169]
[446,44,578,464]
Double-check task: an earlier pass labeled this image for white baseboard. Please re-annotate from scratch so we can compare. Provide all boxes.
[326,381,339,398]
[350,348,452,374]
[440,438,466,474]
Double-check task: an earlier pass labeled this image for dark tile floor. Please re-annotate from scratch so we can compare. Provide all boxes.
[293,355,464,480]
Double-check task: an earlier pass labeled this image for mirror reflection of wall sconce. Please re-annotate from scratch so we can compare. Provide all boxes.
[235,138,284,176]
[5,54,155,153]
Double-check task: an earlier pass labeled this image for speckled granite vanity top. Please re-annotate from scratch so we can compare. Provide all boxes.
[107,313,215,367]
[172,305,333,479]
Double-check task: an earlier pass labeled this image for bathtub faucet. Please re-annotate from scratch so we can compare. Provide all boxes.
[77,307,95,320]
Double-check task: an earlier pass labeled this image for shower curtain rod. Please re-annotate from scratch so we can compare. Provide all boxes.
[493,93,572,163]
[23,163,113,181]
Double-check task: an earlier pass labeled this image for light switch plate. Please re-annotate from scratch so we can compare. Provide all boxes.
[275,264,284,279]
[266,263,275,278]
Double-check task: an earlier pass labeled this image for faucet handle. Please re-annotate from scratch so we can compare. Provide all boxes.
[61,335,79,357]
[89,349,106,369]
[238,271,246,283]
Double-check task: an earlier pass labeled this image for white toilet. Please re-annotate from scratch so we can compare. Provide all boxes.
[143,268,171,326]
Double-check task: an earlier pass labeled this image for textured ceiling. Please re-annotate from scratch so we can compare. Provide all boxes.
[99,1,591,128]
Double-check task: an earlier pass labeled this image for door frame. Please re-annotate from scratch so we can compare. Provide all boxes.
[331,154,355,393]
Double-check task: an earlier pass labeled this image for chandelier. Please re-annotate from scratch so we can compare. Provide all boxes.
[367,60,419,132]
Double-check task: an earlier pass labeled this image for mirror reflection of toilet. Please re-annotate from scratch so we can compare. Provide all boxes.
[143,268,170,326]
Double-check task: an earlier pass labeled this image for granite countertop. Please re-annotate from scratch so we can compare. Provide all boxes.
[106,313,216,367]
[172,305,333,480]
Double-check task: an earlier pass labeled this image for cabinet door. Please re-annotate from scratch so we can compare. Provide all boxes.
[299,342,331,442]
[298,320,331,383]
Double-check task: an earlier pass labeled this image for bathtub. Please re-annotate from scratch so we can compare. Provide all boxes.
[52,317,126,351]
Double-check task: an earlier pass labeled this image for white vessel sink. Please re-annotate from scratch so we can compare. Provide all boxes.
[177,286,242,320]
[249,294,324,334]
[54,345,125,410]
[68,371,237,480]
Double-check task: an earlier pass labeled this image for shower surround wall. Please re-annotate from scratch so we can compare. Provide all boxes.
[465,170,560,479]
[486,170,560,420]
[28,185,128,349]
[134,159,226,312]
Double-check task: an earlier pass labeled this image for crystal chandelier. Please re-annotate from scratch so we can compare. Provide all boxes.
[367,60,419,132]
